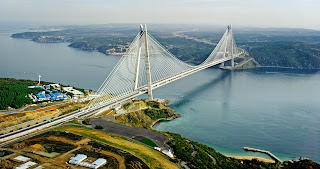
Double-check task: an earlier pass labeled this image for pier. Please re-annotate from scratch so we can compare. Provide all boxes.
[243,147,282,163]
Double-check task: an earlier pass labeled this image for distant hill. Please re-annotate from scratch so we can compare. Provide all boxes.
[11,25,320,69]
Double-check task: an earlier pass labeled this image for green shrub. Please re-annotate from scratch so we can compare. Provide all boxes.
[94,125,104,129]
[82,119,90,125]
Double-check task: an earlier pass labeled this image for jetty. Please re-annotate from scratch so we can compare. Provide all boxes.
[243,147,282,163]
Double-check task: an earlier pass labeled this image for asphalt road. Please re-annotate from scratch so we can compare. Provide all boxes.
[0,91,141,143]
[0,110,81,140]
[89,118,170,151]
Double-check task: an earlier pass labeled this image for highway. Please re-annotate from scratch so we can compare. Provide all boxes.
[0,109,81,141]
[0,89,145,143]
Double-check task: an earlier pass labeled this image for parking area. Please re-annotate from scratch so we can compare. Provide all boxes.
[89,118,170,151]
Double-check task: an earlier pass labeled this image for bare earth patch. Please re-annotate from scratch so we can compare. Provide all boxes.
[55,125,178,169]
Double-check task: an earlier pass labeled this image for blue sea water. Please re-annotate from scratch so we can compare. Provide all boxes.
[153,68,320,162]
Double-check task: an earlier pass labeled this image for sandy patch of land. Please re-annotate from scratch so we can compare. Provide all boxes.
[226,155,275,163]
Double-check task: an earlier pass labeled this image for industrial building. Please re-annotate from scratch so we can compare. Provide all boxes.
[13,155,38,169]
[27,84,41,88]
[69,154,107,169]
[49,83,61,90]
[69,154,87,163]
[27,80,84,102]
[14,156,30,162]
[62,86,84,98]
[91,158,107,168]
[13,161,37,169]
[28,83,68,101]
[44,85,50,89]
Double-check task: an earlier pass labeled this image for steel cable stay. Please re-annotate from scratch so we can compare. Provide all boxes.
[85,25,241,112]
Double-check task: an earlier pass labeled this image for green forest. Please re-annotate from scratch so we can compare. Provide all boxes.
[248,42,320,69]
[0,78,87,110]
[167,132,320,169]
[0,78,43,110]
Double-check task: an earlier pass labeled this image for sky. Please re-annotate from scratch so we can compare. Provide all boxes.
[1,0,320,30]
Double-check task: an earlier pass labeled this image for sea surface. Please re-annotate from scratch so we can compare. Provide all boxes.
[1,26,319,162]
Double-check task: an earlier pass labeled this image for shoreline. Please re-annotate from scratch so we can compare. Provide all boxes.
[226,155,275,163]
[11,36,320,71]
[152,113,276,163]
[151,113,180,129]
[232,65,320,70]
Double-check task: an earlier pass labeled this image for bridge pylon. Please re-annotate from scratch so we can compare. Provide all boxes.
[85,24,242,113]
[133,24,153,100]
[230,25,235,68]
[218,25,236,69]
[143,24,153,100]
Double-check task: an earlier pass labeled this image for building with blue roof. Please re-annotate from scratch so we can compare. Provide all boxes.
[38,91,45,95]
[28,84,41,88]
[50,92,64,100]
[27,82,69,102]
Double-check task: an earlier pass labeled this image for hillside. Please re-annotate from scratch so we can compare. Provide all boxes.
[11,26,320,69]
[114,100,179,129]
[248,42,320,69]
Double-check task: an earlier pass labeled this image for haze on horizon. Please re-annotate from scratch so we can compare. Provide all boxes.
[1,0,320,30]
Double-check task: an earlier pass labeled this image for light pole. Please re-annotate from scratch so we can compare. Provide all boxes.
[38,75,41,86]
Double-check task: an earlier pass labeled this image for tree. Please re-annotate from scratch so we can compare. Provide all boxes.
[95,125,104,129]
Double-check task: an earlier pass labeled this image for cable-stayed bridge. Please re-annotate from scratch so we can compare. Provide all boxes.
[85,24,243,114]
[0,25,243,143]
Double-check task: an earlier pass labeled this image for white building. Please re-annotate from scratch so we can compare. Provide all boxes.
[69,154,107,169]
[91,158,107,169]
[49,84,61,90]
[62,87,73,91]
[14,161,37,169]
[62,86,84,98]
[14,156,30,162]
[69,154,87,164]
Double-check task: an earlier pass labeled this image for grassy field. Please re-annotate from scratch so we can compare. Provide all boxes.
[57,101,87,115]
[55,125,178,169]
[139,139,157,147]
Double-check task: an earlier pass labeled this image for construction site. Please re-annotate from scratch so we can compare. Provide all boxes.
[0,130,150,169]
